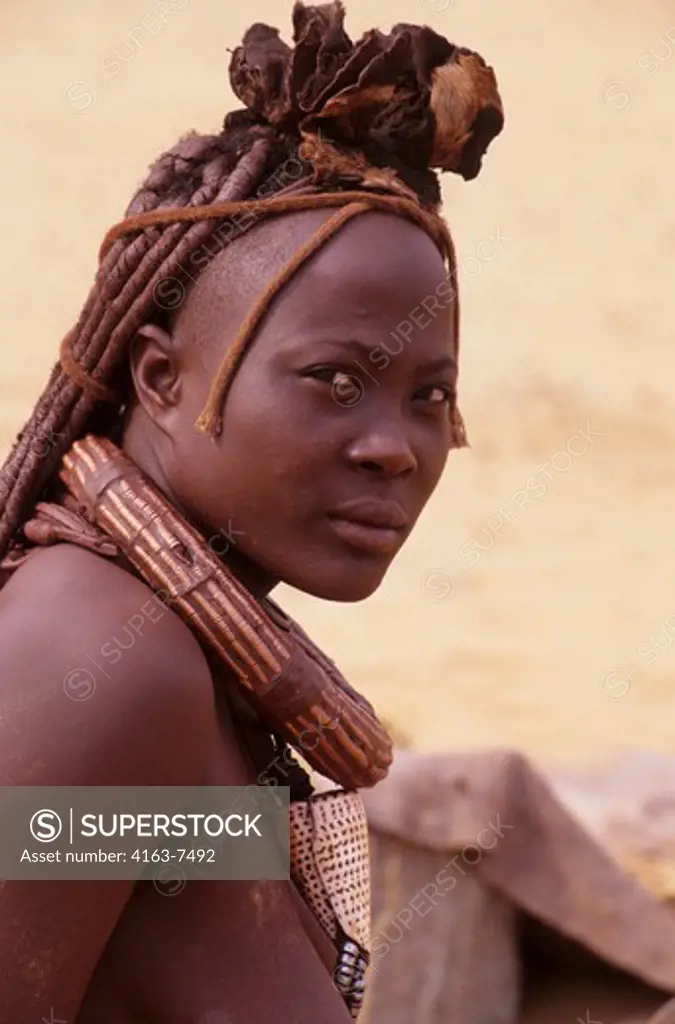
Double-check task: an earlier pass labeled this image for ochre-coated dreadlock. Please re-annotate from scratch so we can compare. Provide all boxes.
[0,1,503,567]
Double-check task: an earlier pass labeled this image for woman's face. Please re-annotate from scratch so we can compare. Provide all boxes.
[126,210,458,602]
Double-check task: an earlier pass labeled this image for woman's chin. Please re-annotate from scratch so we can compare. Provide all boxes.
[284,562,389,603]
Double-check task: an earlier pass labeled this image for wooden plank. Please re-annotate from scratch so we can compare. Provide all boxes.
[362,830,520,1024]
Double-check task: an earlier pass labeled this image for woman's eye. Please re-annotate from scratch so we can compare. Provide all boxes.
[415,384,454,406]
[305,367,344,384]
[303,367,365,407]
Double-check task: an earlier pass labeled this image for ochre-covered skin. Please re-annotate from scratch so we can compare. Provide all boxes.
[0,2,503,1020]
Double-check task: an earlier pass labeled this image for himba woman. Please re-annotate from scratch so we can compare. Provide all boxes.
[0,3,503,1021]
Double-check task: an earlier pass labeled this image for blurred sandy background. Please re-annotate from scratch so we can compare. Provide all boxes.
[2,0,674,771]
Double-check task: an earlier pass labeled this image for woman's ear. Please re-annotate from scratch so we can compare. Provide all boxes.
[129,324,182,432]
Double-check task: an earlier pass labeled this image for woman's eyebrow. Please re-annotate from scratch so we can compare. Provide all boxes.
[307,337,457,372]
[417,356,457,374]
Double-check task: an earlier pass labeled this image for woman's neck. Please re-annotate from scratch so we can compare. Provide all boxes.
[121,417,280,601]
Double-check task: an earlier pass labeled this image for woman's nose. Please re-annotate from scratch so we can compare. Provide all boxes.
[346,428,418,478]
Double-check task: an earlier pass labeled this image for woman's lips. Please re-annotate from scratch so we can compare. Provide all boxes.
[327,515,405,555]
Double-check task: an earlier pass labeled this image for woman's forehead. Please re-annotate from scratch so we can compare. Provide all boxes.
[176,208,450,338]
[172,206,450,364]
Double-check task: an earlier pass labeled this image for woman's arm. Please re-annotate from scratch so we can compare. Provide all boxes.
[0,543,217,1021]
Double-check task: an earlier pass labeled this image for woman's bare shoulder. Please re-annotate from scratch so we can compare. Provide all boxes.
[0,543,217,787]
[0,545,220,1017]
